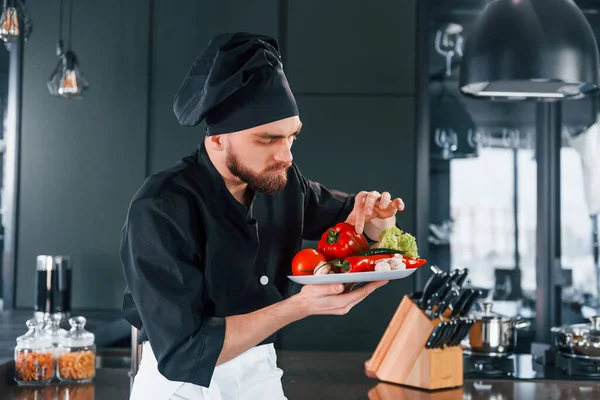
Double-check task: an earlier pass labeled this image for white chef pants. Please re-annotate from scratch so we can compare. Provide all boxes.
[129,341,288,400]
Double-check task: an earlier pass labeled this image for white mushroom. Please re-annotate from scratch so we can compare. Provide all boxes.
[374,260,391,272]
[314,262,332,275]
[389,257,406,270]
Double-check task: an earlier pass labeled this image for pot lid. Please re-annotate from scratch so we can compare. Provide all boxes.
[471,301,513,321]
[551,316,600,334]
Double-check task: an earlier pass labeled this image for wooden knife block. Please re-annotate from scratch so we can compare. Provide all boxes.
[364,295,464,391]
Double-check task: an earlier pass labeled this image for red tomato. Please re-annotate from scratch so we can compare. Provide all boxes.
[292,249,327,276]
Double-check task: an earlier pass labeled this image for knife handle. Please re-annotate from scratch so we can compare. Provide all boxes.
[458,289,483,318]
[455,268,469,288]
[417,266,445,309]
[428,270,459,307]
[450,289,474,319]
[433,283,460,319]
[425,322,444,349]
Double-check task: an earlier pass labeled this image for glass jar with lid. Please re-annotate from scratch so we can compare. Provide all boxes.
[56,316,96,383]
[14,318,55,385]
[44,313,68,347]
[44,313,68,379]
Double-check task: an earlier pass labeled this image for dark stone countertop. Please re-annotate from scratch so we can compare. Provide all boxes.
[2,351,600,399]
[0,309,130,366]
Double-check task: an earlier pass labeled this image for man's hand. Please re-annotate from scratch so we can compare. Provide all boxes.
[216,280,388,365]
[346,191,404,235]
[293,281,389,316]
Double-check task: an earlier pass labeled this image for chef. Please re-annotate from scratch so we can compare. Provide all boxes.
[120,32,405,400]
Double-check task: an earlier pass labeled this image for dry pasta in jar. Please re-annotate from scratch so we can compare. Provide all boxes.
[56,316,96,383]
[14,318,55,386]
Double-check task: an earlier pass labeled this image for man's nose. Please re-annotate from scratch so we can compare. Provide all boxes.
[275,142,293,164]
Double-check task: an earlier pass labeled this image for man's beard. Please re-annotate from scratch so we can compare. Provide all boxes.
[226,148,291,195]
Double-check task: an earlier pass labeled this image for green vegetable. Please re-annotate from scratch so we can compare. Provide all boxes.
[376,226,419,259]
[355,248,404,256]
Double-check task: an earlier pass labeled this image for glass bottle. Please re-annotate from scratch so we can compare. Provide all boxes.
[56,316,96,383]
[14,318,55,386]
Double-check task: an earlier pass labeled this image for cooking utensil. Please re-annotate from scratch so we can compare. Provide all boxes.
[449,289,473,319]
[433,321,453,348]
[447,318,468,346]
[455,268,469,289]
[551,316,600,358]
[426,270,460,310]
[453,318,475,346]
[432,282,460,319]
[466,301,530,355]
[459,289,483,317]
[439,320,460,348]
[416,265,445,310]
[425,322,446,349]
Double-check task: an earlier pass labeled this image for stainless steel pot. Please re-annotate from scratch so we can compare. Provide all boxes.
[467,302,530,355]
[551,316,600,359]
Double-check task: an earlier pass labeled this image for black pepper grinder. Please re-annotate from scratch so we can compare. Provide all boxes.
[34,255,54,320]
[52,255,72,318]
[34,255,72,321]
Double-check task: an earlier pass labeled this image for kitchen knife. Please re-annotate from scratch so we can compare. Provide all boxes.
[449,288,476,319]
[432,321,453,349]
[425,322,445,349]
[425,270,460,312]
[448,317,470,346]
[438,320,461,348]
[454,318,475,346]
[432,282,461,319]
[455,268,469,289]
[416,265,445,310]
[444,317,463,347]
[459,289,483,317]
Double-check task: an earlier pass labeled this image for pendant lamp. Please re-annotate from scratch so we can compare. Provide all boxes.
[0,0,33,43]
[47,0,89,99]
[459,0,600,101]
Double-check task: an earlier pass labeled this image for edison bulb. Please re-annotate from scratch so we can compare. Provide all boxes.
[58,70,79,95]
[0,7,19,42]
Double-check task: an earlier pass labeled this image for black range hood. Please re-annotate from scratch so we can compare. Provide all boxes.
[459,0,600,101]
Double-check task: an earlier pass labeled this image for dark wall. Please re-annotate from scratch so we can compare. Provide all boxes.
[15,0,421,351]
[16,0,149,308]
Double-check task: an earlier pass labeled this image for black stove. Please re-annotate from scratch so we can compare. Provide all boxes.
[463,351,517,378]
[464,350,600,381]
[556,353,600,379]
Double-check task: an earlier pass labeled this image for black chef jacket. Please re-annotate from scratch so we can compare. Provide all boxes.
[120,142,355,388]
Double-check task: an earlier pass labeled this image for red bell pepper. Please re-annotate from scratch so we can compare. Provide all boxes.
[318,222,369,261]
[332,254,393,273]
[404,257,427,269]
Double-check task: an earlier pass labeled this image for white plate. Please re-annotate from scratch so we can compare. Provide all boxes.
[287,268,417,285]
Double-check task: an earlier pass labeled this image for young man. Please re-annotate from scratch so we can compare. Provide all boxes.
[121,32,405,400]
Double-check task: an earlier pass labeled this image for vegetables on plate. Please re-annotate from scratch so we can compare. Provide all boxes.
[317,222,369,261]
[291,248,327,276]
[291,224,427,276]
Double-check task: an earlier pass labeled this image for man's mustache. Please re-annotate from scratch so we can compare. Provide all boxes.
[266,163,292,172]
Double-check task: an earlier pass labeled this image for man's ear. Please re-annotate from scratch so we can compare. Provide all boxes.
[205,134,225,151]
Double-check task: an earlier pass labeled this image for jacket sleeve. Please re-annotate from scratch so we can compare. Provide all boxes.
[297,168,356,241]
[120,195,225,388]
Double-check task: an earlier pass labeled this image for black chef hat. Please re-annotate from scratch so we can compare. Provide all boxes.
[173,32,299,135]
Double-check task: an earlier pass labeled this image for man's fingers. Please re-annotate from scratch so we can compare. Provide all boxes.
[332,280,389,314]
[393,198,405,211]
[333,280,388,308]
[353,191,368,234]
[378,192,391,209]
[364,191,381,216]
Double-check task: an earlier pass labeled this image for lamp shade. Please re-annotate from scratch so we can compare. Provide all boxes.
[459,0,600,101]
